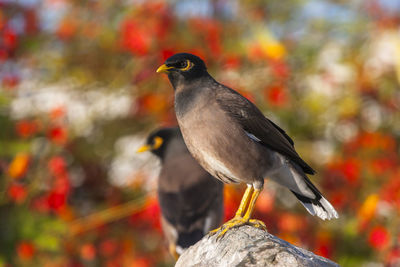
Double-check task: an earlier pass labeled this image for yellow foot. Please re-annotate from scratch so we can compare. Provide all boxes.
[249,219,267,230]
[209,217,267,240]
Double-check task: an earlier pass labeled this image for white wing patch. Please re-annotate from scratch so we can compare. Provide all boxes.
[245,131,261,142]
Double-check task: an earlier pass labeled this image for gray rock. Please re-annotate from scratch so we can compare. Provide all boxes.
[175,225,340,267]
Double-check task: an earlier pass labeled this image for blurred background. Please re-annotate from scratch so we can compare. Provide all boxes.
[0,0,400,266]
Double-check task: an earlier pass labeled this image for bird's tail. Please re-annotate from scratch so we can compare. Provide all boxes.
[267,155,339,220]
[291,184,339,220]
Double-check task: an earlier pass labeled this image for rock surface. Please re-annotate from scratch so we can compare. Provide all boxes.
[175,225,340,267]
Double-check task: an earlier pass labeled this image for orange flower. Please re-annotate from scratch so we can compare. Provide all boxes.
[130,257,151,267]
[81,243,96,261]
[358,194,379,222]
[8,153,30,179]
[50,106,66,120]
[264,42,286,60]
[255,191,274,213]
[278,213,303,232]
[57,18,78,40]
[137,93,168,115]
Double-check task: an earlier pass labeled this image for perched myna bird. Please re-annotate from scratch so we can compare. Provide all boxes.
[137,127,223,257]
[156,53,338,237]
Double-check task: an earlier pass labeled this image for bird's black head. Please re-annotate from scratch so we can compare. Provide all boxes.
[137,127,182,160]
[156,53,208,89]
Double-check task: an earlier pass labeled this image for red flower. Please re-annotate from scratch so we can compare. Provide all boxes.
[0,48,8,62]
[380,172,400,209]
[370,157,397,176]
[189,18,222,56]
[314,232,333,259]
[386,246,400,266]
[2,75,20,88]
[270,60,290,80]
[224,54,241,70]
[48,156,67,177]
[3,28,17,50]
[47,126,68,145]
[17,241,35,260]
[120,19,151,56]
[24,9,38,34]
[8,184,27,203]
[368,226,390,251]
[265,85,288,107]
[315,243,332,259]
[129,197,161,230]
[31,196,50,213]
[161,49,175,62]
[47,191,67,211]
[15,120,38,138]
[100,239,117,257]
[329,190,349,210]
[341,158,361,184]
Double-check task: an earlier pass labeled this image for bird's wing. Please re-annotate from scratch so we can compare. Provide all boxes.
[215,86,315,174]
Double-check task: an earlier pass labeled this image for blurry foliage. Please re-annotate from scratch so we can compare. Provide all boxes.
[1,0,400,266]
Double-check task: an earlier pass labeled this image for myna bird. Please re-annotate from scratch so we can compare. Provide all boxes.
[137,127,224,258]
[156,53,338,237]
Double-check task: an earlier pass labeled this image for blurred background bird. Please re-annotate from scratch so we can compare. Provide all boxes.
[137,127,224,259]
[157,53,338,237]
[3,1,400,265]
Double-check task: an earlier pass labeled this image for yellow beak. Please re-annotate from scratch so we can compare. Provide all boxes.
[156,64,173,73]
[137,145,151,153]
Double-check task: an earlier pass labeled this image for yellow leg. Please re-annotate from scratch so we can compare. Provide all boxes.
[210,186,266,239]
[169,243,179,261]
[243,189,266,229]
[209,185,253,235]
[234,185,254,217]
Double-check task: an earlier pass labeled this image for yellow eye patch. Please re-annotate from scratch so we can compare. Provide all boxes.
[180,60,193,71]
[152,136,164,150]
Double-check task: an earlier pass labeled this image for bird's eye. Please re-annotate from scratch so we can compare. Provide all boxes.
[177,61,187,68]
[177,60,192,71]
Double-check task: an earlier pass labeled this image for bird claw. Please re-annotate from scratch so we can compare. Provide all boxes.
[209,217,267,240]
[209,216,245,239]
[249,219,267,230]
